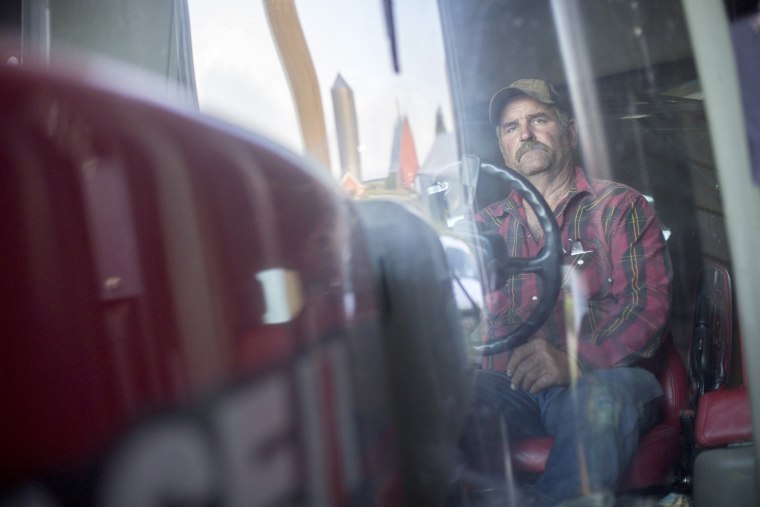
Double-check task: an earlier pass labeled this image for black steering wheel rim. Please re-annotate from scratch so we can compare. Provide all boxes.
[474,163,563,355]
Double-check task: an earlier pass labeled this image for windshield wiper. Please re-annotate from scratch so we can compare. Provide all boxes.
[382,0,400,73]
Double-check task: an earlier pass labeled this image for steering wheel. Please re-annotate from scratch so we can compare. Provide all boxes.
[473,163,563,356]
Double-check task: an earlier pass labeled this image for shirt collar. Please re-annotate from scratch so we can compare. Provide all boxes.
[570,166,596,198]
[481,166,595,219]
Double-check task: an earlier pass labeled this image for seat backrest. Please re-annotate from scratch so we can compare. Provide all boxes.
[657,338,690,428]
[689,265,734,397]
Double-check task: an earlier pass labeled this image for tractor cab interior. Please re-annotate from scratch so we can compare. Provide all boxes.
[422,0,760,503]
[2,1,760,506]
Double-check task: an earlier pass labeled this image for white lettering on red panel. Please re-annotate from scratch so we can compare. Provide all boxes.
[211,372,297,506]
[97,340,368,505]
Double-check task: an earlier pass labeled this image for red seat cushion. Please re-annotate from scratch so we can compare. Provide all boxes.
[621,423,680,490]
[510,339,689,490]
[510,424,681,490]
[511,436,553,475]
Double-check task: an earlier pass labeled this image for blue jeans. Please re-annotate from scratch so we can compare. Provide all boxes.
[463,367,663,505]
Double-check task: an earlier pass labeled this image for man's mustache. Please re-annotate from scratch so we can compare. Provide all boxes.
[516,140,549,160]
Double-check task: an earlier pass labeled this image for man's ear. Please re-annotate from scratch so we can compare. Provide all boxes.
[567,119,578,149]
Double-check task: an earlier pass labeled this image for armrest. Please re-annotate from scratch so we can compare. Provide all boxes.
[695,387,753,448]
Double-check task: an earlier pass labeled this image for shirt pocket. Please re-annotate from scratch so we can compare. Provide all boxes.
[562,250,613,301]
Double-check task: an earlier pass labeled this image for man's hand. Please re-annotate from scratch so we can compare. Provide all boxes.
[506,338,573,394]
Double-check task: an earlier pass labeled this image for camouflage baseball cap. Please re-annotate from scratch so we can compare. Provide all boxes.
[489,79,567,127]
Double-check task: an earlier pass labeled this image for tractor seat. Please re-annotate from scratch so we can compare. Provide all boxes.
[510,338,689,491]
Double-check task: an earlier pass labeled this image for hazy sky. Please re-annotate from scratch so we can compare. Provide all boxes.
[187,0,453,181]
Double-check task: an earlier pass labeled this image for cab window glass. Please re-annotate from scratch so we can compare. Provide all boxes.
[188,0,453,188]
[440,0,731,370]
[4,1,754,505]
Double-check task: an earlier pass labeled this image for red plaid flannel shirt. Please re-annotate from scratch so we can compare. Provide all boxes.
[475,167,672,373]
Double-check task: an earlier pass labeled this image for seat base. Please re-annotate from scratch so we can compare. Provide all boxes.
[511,423,681,491]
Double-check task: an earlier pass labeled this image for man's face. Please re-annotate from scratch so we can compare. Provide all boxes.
[497,95,576,179]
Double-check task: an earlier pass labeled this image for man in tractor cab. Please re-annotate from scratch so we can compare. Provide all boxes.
[463,79,673,505]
